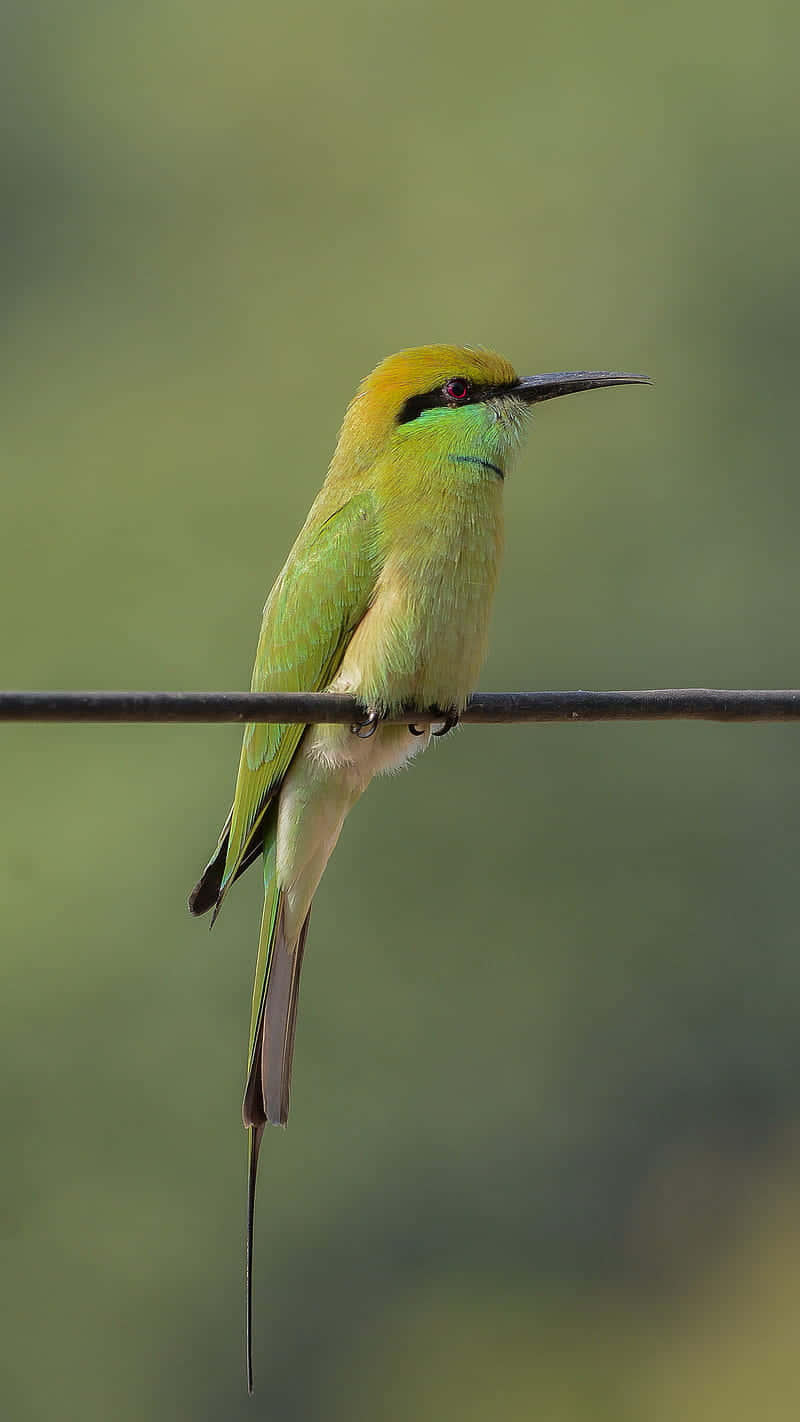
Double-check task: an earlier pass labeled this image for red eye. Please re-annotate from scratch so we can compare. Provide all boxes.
[444,377,469,403]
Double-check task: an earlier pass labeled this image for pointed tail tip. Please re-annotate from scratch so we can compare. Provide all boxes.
[187,879,214,917]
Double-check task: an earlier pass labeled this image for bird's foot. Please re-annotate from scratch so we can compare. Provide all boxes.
[432,708,460,738]
[350,706,382,739]
[407,707,460,737]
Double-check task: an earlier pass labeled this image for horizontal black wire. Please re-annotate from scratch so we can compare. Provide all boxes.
[1,689,800,723]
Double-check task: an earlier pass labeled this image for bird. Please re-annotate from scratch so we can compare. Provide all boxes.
[188,343,648,1389]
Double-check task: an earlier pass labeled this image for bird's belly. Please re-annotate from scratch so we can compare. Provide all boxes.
[303,713,430,782]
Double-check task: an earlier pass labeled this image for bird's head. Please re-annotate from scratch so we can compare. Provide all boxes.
[336,344,648,479]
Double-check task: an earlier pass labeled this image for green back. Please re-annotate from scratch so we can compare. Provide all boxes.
[221,491,381,894]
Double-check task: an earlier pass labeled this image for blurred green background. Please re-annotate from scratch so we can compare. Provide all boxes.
[3,1,800,1417]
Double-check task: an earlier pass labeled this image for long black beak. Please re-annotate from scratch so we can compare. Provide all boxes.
[513,371,650,403]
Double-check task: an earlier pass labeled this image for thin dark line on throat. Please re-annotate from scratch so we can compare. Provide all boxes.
[449,454,505,481]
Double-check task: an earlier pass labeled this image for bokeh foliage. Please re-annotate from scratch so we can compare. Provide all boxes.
[3,2,800,1416]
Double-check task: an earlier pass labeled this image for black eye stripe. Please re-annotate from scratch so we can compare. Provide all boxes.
[397,380,517,425]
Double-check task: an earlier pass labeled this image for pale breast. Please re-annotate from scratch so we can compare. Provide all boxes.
[336,480,503,713]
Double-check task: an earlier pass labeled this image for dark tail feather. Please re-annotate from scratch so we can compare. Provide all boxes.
[241,900,311,1391]
[188,827,265,918]
[188,835,228,916]
[242,900,312,1129]
[262,904,311,1126]
[245,1124,263,1395]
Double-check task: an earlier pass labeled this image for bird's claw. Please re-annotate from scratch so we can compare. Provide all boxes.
[350,707,382,738]
[432,709,460,737]
[407,708,460,737]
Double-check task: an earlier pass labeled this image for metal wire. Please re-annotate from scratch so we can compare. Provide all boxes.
[1,689,800,723]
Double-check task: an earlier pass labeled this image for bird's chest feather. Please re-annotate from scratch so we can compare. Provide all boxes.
[335,475,504,711]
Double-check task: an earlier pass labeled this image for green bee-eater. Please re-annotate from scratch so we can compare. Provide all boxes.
[189,344,647,1387]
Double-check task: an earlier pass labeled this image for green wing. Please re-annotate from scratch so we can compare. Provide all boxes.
[220,490,380,898]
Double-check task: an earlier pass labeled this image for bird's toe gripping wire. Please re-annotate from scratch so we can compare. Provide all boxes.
[408,708,460,737]
[350,707,382,738]
[432,709,460,737]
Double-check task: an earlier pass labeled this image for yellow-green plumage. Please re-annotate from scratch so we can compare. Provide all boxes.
[188,343,648,1390]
